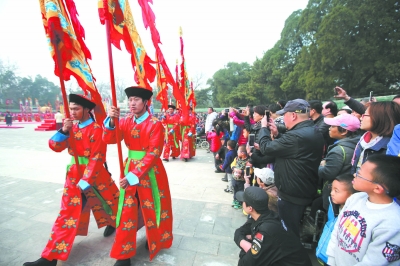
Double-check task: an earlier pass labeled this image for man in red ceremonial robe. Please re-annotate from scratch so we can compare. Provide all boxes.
[162,104,181,162]
[24,94,119,266]
[103,86,173,266]
[180,107,196,161]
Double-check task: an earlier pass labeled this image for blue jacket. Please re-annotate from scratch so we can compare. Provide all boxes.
[221,149,237,173]
[387,124,400,156]
[351,135,390,174]
[316,197,339,263]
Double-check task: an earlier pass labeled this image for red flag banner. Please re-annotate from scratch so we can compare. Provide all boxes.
[137,0,187,112]
[155,54,168,110]
[39,0,106,124]
[188,80,196,110]
[98,0,156,92]
[179,27,191,105]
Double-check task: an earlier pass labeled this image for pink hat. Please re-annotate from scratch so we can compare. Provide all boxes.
[324,114,360,132]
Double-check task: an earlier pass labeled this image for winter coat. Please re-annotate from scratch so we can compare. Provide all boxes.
[344,97,366,115]
[387,124,400,156]
[319,135,360,209]
[229,112,249,145]
[351,134,391,174]
[221,149,237,174]
[258,120,324,206]
[207,131,223,153]
[316,197,339,264]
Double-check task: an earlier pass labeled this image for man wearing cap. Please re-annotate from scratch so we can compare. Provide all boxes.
[162,104,181,162]
[24,94,119,266]
[5,110,12,126]
[234,186,311,266]
[104,86,173,266]
[258,99,324,237]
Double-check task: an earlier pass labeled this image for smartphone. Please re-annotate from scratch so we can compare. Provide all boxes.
[369,91,373,102]
[245,166,250,176]
[224,108,229,113]
[238,109,243,114]
[265,110,270,122]
[248,134,255,147]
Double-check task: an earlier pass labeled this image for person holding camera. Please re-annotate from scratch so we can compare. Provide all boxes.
[257,99,325,237]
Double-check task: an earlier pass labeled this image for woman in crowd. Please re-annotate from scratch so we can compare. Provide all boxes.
[318,114,361,210]
[351,101,400,174]
[244,105,267,144]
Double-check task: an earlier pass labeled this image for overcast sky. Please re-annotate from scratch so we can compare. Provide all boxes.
[0,0,308,89]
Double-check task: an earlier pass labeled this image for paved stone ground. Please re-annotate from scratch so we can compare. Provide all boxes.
[0,122,319,266]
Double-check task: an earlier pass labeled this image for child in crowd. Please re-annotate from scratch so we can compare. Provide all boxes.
[327,155,400,265]
[220,140,237,193]
[231,145,252,209]
[316,174,357,265]
[253,167,278,213]
[207,126,224,172]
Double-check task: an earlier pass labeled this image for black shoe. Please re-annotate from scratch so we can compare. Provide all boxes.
[184,158,188,162]
[172,157,176,159]
[103,225,115,237]
[23,258,57,266]
[114,259,131,266]
[162,159,169,162]
[221,176,228,182]
[214,170,223,173]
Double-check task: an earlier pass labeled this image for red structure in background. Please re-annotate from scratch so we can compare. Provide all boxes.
[35,119,56,131]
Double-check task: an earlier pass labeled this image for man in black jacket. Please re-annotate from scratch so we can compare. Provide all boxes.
[258,99,324,237]
[234,187,311,266]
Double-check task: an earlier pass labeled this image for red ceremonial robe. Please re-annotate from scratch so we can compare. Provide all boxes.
[42,119,119,261]
[162,113,180,159]
[102,112,173,261]
[180,113,196,159]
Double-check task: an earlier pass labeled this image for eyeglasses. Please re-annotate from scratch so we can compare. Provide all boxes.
[361,114,370,118]
[355,170,390,194]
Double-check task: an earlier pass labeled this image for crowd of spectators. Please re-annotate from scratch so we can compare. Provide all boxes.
[203,87,400,265]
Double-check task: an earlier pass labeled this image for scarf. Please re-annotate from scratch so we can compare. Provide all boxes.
[354,131,383,171]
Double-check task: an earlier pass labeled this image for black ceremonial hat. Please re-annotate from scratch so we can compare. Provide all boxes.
[125,86,153,100]
[69,94,96,110]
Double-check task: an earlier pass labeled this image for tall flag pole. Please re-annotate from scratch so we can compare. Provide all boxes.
[98,0,156,96]
[155,53,169,110]
[39,0,107,177]
[97,0,126,178]
[179,27,191,106]
[137,0,187,114]
[188,78,196,111]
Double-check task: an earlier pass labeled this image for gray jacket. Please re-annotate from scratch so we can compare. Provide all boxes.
[318,135,360,183]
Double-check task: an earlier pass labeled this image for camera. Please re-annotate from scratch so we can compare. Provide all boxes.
[224,108,229,113]
[238,109,243,114]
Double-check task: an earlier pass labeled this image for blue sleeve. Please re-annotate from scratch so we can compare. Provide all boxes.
[50,130,69,142]
[221,151,233,170]
[103,116,116,130]
[126,172,139,186]
[78,180,91,191]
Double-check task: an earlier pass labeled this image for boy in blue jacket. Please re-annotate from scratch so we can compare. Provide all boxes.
[316,173,357,265]
[220,140,237,193]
